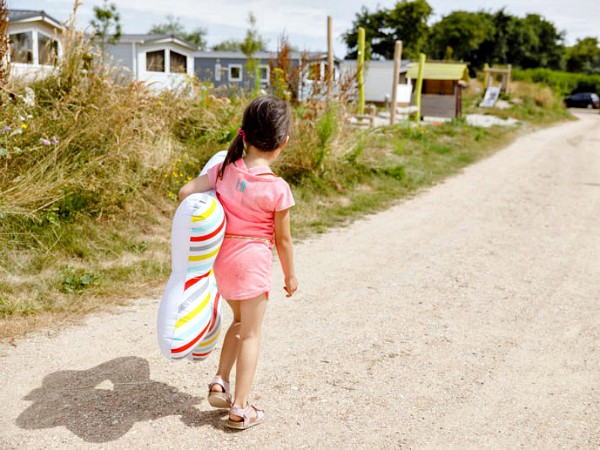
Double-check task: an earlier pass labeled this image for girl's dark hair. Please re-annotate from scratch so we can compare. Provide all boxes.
[218,95,291,179]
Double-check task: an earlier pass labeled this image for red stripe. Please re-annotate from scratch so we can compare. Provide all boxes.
[191,351,211,357]
[190,218,225,242]
[184,272,210,291]
[171,321,211,354]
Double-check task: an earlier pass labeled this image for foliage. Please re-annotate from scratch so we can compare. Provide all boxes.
[344,3,574,73]
[566,38,600,75]
[212,39,242,51]
[149,15,207,50]
[343,0,432,60]
[427,11,495,63]
[512,68,600,96]
[240,13,267,96]
[89,0,122,52]
[269,34,307,102]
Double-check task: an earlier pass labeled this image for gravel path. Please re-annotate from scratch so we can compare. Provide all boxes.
[1,111,599,449]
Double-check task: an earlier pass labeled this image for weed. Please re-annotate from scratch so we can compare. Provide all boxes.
[60,267,99,294]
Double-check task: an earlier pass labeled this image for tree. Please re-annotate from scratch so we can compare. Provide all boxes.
[343,0,432,60]
[499,14,564,70]
[239,13,267,96]
[149,15,207,50]
[427,11,495,69]
[90,0,122,52]
[212,39,242,51]
[566,37,600,74]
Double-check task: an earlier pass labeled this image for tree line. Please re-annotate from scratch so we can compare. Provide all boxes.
[88,0,598,75]
[343,0,599,75]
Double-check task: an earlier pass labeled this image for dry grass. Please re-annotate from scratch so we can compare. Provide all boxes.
[0,3,573,340]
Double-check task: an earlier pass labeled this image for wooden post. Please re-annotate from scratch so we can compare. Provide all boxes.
[506,64,512,94]
[327,16,333,103]
[357,27,365,115]
[483,63,489,89]
[390,40,403,125]
[413,53,426,122]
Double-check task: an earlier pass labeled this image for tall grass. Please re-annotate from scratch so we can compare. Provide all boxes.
[0,6,572,338]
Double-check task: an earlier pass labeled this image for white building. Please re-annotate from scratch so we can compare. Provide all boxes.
[7,9,63,81]
[340,59,412,104]
[105,34,197,90]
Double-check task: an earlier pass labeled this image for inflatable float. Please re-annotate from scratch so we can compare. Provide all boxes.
[157,151,227,361]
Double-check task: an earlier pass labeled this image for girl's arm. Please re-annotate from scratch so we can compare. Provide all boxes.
[178,174,211,202]
[274,208,298,297]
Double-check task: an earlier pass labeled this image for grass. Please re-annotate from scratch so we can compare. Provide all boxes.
[0,11,572,339]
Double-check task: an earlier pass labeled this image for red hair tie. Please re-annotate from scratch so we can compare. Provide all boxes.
[237,128,246,139]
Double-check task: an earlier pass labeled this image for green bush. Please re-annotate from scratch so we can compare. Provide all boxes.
[512,68,600,96]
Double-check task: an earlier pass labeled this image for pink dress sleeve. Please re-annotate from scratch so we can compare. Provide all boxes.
[274,179,295,211]
[206,163,223,190]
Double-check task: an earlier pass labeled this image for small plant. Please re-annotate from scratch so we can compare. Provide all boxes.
[61,267,99,294]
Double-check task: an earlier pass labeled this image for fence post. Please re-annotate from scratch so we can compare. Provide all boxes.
[390,40,403,125]
[327,16,333,103]
[357,27,365,115]
[414,53,426,122]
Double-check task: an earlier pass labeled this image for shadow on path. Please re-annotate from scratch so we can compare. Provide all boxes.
[16,356,224,443]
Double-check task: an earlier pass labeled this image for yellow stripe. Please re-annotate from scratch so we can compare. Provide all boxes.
[191,199,216,222]
[196,328,220,348]
[188,246,220,262]
[175,292,210,329]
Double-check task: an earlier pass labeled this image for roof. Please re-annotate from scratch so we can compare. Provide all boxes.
[8,9,62,29]
[406,62,469,81]
[117,34,198,51]
[194,50,342,63]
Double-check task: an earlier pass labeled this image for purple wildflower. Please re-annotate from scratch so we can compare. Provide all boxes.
[41,138,51,146]
[3,125,9,133]
[52,136,59,145]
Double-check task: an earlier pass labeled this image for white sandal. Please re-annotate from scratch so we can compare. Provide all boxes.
[226,403,265,430]
[207,376,232,408]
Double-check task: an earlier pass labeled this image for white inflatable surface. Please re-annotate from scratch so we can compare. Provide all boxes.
[157,151,227,361]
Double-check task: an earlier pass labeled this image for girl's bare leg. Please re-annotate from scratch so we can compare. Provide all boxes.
[212,300,241,391]
[230,294,268,420]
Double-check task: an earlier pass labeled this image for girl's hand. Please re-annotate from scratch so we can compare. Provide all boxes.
[284,275,298,298]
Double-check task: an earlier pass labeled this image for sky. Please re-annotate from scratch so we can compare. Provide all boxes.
[9,0,600,57]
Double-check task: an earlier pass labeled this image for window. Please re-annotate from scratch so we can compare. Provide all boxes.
[228,64,242,82]
[38,33,59,66]
[146,50,165,72]
[170,51,187,73]
[9,32,33,64]
[259,65,269,83]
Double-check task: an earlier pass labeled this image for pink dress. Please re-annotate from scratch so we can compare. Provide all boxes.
[206,158,294,300]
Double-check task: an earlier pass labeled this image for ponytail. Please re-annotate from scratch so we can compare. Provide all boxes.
[218,134,245,179]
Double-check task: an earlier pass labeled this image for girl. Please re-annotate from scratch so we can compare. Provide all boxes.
[178,95,298,430]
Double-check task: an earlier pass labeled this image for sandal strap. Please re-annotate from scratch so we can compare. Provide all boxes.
[208,375,230,394]
[230,403,263,425]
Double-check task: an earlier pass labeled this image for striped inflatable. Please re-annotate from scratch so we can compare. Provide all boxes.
[157,192,226,361]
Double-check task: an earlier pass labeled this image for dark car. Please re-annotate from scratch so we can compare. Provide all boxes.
[564,92,600,109]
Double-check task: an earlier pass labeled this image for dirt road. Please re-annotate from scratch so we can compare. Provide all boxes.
[1,111,599,449]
